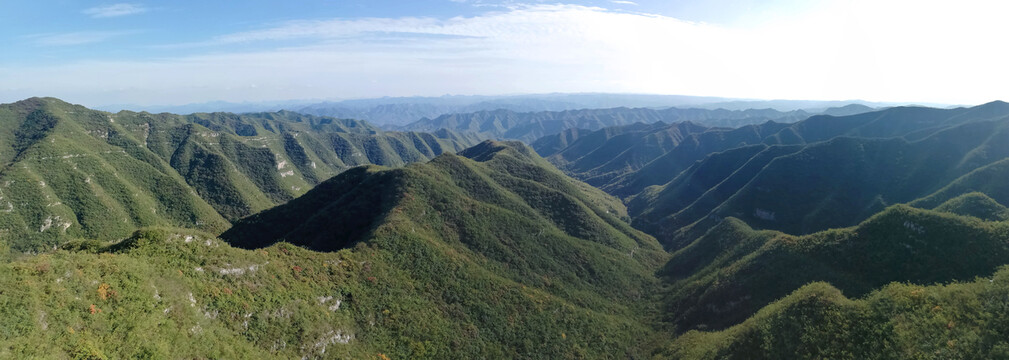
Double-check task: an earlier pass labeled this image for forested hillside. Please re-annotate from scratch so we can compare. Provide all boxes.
[0,140,669,359]
[0,98,476,254]
[5,98,1009,359]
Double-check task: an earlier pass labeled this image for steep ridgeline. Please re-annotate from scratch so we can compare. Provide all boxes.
[659,203,1009,333]
[217,140,668,357]
[630,103,1009,250]
[535,121,791,196]
[0,98,477,253]
[653,196,1009,358]
[539,101,1009,199]
[401,106,868,143]
[531,121,712,188]
[660,270,1009,359]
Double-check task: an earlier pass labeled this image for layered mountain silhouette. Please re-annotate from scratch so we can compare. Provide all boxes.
[401,105,874,143]
[627,102,1009,249]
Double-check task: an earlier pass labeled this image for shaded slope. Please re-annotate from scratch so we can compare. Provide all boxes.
[634,116,1009,249]
[603,121,791,197]
[534,121,710,188]
[541,102,1009,199]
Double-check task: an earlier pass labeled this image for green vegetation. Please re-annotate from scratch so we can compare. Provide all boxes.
[659,268,1009,359]
[660,205,1009,332]
[534,122,709,189]
[6,98,1009,358]
[0,140,671,358]
[627,107,1009,250]
[0,98,476,254]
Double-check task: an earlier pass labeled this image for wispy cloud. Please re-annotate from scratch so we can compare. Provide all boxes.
[611,1,638,5]
[82,3,148,18]
[25,31,132,46]
[5,2,1009,106]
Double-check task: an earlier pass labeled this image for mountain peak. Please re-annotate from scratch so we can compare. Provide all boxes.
[457,140,535,162]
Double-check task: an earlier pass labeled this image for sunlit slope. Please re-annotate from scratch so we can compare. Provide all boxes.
[215,141,669,357]
[0,98,476,253]
[659,267,1009,359]
[0,98,231,252]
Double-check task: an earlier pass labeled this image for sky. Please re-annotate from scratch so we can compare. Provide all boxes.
[2,0,1008,107]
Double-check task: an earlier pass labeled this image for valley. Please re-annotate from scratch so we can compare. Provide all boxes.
[1,97,1009,358]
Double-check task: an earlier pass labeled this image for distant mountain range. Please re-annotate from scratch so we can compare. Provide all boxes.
[400,104,877,143]
[97,93,913,127]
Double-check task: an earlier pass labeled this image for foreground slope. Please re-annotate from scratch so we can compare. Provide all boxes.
[219,140,669,356]
[660,267,1009,359]
[659,203,1009,333]
[0,141,669,358]
[0,98,475,253]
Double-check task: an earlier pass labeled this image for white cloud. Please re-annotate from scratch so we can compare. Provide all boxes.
[5,2,1009,106]
[83,3,148,18]
[25,31,132,46]
[611,1,638,5]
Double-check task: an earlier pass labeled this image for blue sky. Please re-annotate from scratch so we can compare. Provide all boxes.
[2,1,1007,107]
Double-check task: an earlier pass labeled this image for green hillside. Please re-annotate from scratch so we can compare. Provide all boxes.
[660,204,1009,332]
[932,192,1009,221]
[0,98,476,254]
[223,141,669,328]
[632,115,1009,250]
[537,102,1009,200]
[0,140,674,358]
[660,268,1009,359]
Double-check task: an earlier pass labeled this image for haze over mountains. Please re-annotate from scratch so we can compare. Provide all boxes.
[97,93,903,128]
[6,95,1009,358]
